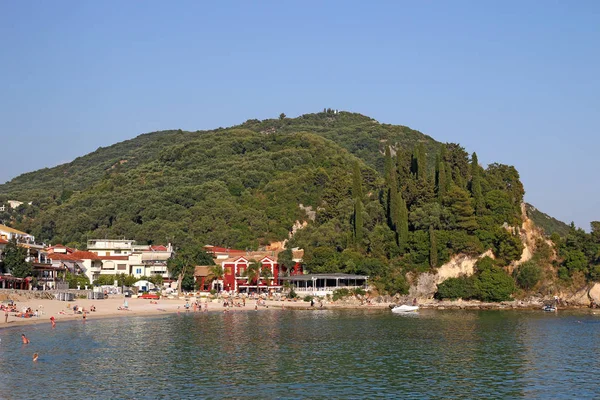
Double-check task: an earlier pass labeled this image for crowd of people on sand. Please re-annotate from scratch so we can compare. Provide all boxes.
[2,302,43,320]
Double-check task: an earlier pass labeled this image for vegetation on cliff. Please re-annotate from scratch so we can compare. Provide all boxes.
[0,110,539,297]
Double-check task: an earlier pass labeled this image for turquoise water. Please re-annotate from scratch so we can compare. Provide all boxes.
[1,309,599,399]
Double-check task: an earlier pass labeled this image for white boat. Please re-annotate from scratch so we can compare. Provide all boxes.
[391,304,419,313]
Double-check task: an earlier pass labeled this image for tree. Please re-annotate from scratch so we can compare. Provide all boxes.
[245,260,262,293]
[443,185,478,231]
[3,238,32,278]
[435,153,447,201]
[429,225,438,268]
[354,199,364,246]
[352,161,364,245]
[279,113,286,120]
[470,152,484,215]
[167,245,214,293]
[276,248,294,276]
[210,265,224,292]
[397,193,409,252]
[417,143,427,182]
[514,261,542,290]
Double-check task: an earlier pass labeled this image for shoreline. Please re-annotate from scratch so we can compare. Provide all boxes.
[1,296,593,330]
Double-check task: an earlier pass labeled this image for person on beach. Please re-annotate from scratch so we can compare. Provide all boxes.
[83,311,87,321]
[4,308,8,323]
[33,353,39,362]
[21,334,30,344]
[50,316,56,328]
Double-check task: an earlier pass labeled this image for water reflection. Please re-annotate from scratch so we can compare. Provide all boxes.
[0,310,599,399]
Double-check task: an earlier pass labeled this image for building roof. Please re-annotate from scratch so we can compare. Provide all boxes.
[149,245,168,251]
[0,238,8,245]
[279,273,369,281]
[48,253,82,261]
[194,266,214,277]
[0,224,30,236]
[72,250,101,260]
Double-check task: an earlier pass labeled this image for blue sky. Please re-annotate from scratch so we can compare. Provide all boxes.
[0,1,598,229]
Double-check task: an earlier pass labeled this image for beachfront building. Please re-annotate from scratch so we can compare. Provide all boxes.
[85,239,173,283]
[279,273,369,296]
[0,224,59,289]
[0,223,36,244]
[201,245,282,293]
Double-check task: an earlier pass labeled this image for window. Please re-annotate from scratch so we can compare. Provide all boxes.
[136,268,142,275]
[117,264,126,271]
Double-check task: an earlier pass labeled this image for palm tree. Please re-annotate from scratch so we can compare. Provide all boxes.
[245,260,261,295]
[210,265,224,297]
[262,267,273,295]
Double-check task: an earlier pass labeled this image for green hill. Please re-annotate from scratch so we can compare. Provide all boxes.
[525,203,570,237]
[0,110,529,293]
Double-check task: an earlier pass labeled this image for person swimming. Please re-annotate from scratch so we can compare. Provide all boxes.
[33,353,39,362]
[21,334,30,344]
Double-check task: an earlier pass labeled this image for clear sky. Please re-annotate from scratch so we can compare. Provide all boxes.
[0,1,598,229]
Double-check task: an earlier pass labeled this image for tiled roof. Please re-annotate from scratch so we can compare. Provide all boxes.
[0,224,30,236]
[48,253,82,261]
[150,245,168,251]
[71,250,101,260]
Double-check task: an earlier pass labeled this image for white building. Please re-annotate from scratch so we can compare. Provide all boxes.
[84,239,174,282]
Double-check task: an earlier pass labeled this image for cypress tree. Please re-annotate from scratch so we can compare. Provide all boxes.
[384,146,393,187]
[429,225,438,268]
[398,192,409,252]
[354,198,364,245]
[352,161,364,246]
[352,161,363,201]
[417,143,427,182]
[437,159,447,201]
[445,161,453,193]
[470,152,484,215]
[389,163,399,229]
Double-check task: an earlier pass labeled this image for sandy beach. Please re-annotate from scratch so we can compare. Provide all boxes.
[0,295,392,329]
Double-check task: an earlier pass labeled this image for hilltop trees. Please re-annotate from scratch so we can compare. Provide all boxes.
[0,111,531,298]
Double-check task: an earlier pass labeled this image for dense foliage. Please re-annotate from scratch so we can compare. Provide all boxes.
[1,238,32,278]
[554,222,600,282]
[1,111,528,296]
[435,257,515,301]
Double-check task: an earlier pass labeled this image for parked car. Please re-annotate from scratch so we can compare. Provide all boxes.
[123,290,134,298]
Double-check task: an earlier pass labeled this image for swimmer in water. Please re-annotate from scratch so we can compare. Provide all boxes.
[21,334,30,344]
[33,353,39,362]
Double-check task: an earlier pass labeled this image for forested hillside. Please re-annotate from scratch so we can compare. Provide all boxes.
[1,110,535,295]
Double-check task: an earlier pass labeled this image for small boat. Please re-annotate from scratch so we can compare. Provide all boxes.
[542,305,557,312]
[391,304,419,313]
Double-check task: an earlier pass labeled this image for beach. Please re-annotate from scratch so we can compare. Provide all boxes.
[0,295,393,329]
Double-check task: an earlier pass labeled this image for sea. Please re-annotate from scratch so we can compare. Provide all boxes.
[1,308,599,399]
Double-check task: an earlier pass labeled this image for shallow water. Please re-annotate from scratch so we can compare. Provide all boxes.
[1,309,599,399]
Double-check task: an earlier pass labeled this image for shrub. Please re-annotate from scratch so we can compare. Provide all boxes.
[514,261,542,290]
[351,287,366,296]
[288,287,298,299]
[474,268,515,302]
[435,276,476,300]
[332,288,350,301]
[303,295,314,302]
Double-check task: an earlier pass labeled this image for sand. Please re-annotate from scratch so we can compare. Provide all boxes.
[0,295,389,329]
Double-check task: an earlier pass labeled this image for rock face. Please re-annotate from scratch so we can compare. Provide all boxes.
[409,250,494,300]
[589,283,600,304]
[565,287,591,307]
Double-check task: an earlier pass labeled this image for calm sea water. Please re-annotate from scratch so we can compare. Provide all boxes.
[1,308,599,399]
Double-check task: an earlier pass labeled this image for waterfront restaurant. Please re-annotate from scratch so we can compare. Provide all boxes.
[279,273,369,296]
